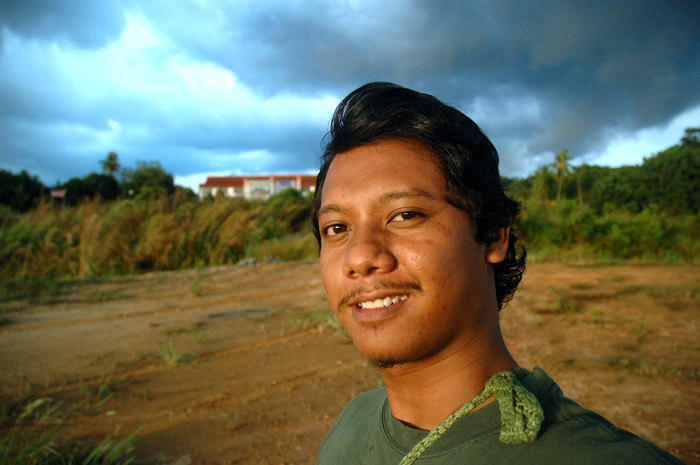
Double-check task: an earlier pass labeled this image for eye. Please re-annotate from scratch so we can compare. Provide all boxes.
[323,223,348,236]
[391,211,422,222]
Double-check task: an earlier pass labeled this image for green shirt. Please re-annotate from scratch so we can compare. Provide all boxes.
[317,367,684,464]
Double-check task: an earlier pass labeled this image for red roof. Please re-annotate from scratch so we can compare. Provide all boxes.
[199,175,317,188]
[299,175,317,187]
[200,176,244,188]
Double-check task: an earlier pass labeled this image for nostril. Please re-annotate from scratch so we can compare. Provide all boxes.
[344,245,397,277]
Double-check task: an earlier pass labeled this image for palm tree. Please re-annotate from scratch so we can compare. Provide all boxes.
[100,152,121,178]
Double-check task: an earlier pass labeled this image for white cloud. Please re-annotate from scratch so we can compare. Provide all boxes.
[584,104,700,167]
[1,11,337,183]
[1,1,698,187]
[466,87,543,130]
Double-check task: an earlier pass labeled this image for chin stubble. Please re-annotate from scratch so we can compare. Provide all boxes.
[369,357,404,369]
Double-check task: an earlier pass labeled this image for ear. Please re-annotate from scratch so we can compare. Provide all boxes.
[485,226,510,264]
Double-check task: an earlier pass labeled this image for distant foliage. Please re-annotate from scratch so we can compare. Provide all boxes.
[506,128,700,263]
[515,200,699,263]
[62,173,120,205]
[0,188,315,280]
[100,151,121,177]
[506,128,700,215]
[640,137,699,213]
[0,170,44,212]
[0,156,178,211]
[120,160,175,198]
[1,130,698,281]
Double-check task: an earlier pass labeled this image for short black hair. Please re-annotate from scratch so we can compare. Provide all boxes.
[311,82,526,309]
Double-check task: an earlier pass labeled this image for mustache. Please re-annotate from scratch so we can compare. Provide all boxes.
[337,280,423,309]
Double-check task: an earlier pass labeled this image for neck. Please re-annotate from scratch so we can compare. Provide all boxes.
[381,321,516,430]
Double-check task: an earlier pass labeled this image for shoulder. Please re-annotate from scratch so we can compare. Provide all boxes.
[317,387,387,464]
[521,367,685,465]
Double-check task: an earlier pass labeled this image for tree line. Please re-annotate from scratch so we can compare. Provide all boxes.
[0,129,697,286]
[3,129,698,215]
[0,152,185,212]
[500,128,699,262]
[505,127,699,215]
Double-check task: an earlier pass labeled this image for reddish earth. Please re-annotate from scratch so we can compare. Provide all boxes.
[1,260,698,464]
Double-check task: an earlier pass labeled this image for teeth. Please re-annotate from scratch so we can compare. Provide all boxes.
[358,295,408,309]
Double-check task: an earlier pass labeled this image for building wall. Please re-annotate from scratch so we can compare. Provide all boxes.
[244,180,273,199]
[199,175,314,200]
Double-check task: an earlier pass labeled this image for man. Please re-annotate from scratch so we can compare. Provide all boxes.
[312,82,683,464]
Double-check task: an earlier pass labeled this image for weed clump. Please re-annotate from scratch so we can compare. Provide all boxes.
[0,189,316,284]
[0,395,140,465]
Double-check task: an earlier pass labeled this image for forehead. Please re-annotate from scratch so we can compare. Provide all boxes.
[321,139,446,204]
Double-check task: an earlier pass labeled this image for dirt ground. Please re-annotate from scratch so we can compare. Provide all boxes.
[1,260,698,464]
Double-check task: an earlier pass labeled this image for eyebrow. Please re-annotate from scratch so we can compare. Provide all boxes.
[318,188,437,218]
[376,188,436,204]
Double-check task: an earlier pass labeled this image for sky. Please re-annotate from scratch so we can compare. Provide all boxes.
[1,0,699,192]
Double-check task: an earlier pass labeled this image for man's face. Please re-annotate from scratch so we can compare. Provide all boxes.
[318,139,505,368]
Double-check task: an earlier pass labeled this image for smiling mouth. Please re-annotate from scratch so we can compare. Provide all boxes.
[357,295,408,309]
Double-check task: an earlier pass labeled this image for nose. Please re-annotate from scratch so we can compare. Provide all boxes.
[343,228,397,278]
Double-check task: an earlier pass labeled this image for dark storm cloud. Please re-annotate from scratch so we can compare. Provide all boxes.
[185,0,698,162]
[0,0,698,188]
[1,0,126,49]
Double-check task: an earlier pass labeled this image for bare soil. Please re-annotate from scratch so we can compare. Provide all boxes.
[1,260,698,464]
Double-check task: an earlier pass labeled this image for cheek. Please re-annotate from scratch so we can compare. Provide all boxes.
[319,248,334,279]
[320,253,343,304]
[414,236,486,294]
[400,237,456,278]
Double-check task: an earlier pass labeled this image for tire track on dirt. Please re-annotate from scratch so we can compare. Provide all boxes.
[0,302,277,334]
[127,355,368,435]
[39,330,321,395]
[0,308,187,333]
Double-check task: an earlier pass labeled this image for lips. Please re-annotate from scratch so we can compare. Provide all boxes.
[349,292,411,324]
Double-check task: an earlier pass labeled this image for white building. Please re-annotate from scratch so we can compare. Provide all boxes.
[198,174,317,200]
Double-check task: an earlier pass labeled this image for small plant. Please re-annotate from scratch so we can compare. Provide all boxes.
[94,377,115,406]
[0,277,62,303]
[80,375,117,414]
[188,274,202,296]
[190,322,206,343]
[616,285,646,296]
[589,309,606,325]
[86,291,116,303]
[556,296,582,313]
[160,341,192,366]
[635,319,649,343]
[292,310,348,338]
[5,397,64,426]
[162,327,187,337]
[0,427,141,465]
[648,285,700,301]
[76,428,141,465]
[596,274,625,284]
[0,429,59,465]
[550,287,583,313]
[570,282,595,290]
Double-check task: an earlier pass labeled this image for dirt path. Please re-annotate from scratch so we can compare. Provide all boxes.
[1,261,698,464]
